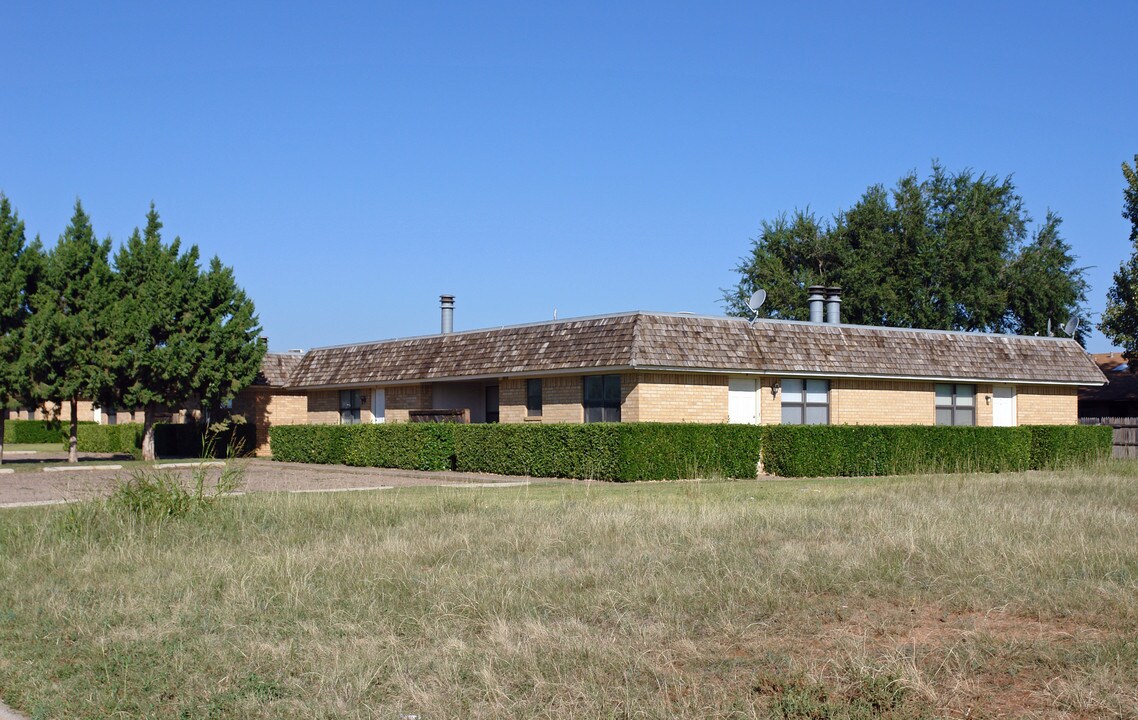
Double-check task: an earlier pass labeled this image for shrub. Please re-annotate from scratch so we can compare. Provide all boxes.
[76,423,144,458]
[614,424,764,481]
[342,423,456,471]
[4,419,95,444]
[760,425,1033,477]
[1027,424,1112,469]
[108,461,245,520]
[453,424,624,479]
[270,425,351,465]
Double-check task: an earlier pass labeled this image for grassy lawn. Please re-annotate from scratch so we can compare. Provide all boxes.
[1,467,1136,719]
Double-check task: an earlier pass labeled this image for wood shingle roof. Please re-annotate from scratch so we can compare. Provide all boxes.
[284,312,1106,388]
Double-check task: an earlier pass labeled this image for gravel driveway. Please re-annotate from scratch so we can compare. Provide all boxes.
[0,453,556,508]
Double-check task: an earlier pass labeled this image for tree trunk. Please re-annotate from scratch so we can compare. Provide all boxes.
[68,397,78,463]
[0,413,6,465]
[142,405,157,461]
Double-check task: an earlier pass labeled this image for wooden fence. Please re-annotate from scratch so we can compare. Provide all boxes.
[1079,417,1138,459]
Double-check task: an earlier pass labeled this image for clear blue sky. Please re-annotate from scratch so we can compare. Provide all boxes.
[3,1,1136,352]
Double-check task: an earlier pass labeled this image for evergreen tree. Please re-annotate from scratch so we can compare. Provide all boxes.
[1099,155,1138,365]
[725,163,1088,341]
[0,195,43,464]
[109,205,201,460]
[108,204,264,459]
[25,200,115,463]
[1006,212,1088,342]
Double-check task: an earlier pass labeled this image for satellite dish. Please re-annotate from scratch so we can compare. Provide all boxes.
[1061,316,1080,337]
[747,290,767,324]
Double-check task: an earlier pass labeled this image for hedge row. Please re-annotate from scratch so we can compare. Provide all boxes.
[272,422,1111,480]
[3,419,96,444]
[76,423,257,459]
[759,425,1035,476]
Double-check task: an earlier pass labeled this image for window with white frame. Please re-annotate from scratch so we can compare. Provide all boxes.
[781,378,829,425]
[935,384,975,426]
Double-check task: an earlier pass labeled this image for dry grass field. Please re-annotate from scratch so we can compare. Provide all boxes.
[1,464,1136,719]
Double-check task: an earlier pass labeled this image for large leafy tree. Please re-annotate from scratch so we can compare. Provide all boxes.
[1099,155,1138,365]
[0,195,43,464]
[725,163,1088,340]
[25,201,116,463]
[109,204,264,460]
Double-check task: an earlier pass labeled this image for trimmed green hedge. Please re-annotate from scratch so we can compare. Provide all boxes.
[760,425,1033,477]
[1027,424,1112,469]
[269,422,1111,481]
[3,419,96,444]
[78,424,144,458]
[274,423,765,481]
[271,424,455,470]
[453,424,623,479]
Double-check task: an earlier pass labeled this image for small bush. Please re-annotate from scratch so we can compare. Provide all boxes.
[1028,424,1112,469]
[4,419,95,444]
[108,461,245,520]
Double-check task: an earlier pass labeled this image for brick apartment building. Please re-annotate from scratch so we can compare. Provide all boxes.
[237,296,1106,456]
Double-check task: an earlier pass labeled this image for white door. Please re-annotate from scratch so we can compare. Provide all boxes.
[371,388,386,423]
[992,385,1016,426]
[728,378,760,424]
[92,407,101,424]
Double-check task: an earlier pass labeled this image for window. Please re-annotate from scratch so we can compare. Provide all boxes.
[526,379,542,417]
[107,407,117,426]
[339,389,362,425]
[935,384,975,426]
[583,375,621,423]
[781,378,829,425]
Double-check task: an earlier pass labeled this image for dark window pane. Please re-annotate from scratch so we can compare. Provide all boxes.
[585,405,603,423]
[527,379,542,417]
[602,375,621,406]
[584,376,603,405]
[936,407,953,426]
[955,407,974,426]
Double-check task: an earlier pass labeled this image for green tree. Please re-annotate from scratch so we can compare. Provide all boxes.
[108,204,264,460]
[725,163,1087,340]
[1006,212,1088,342]
[0,195,43,464]
[1099,155,1138,365]
[25,200,116,463]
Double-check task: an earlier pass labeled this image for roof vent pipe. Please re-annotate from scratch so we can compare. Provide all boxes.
[807,286,825,323]
[825,287,842,324]
[440,294,455,334]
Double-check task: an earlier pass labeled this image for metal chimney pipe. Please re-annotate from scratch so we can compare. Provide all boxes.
[440,294,455,334]
[825,287,842,324]
[807,286,825,323]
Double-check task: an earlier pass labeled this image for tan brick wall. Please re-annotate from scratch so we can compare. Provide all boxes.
[626,373,729,423]
[760,377,781,425]
[499,379,529,424]
[384,384,433,423]
[1017,385,1077,425]
[307,390,340,424]
[974,384,993,427]
[233,388,308,456]
[830,379,937,425]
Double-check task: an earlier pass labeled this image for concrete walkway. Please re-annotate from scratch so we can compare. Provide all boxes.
[0,700,28,720]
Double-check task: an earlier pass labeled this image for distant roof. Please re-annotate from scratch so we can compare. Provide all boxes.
[284,312,1106,389]
[254,352,305,387]
[1081,353,1138,405]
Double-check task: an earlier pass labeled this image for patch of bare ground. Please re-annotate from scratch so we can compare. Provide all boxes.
[724,599,1134,719]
